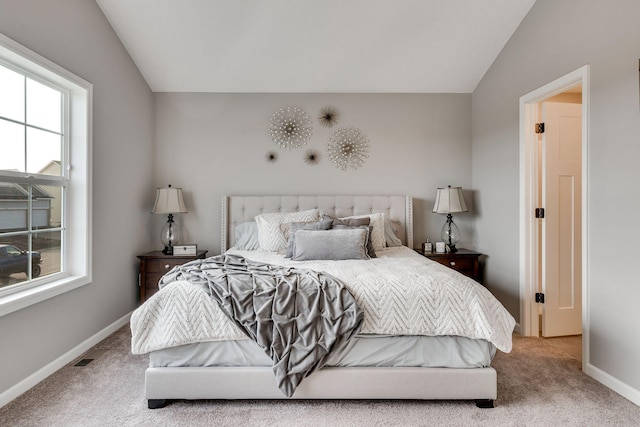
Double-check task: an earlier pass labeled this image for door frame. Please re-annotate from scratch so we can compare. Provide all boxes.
[519,66,589,353]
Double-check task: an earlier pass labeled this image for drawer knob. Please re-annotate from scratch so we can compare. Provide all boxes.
[164,264,170,269]
[450,261,456,266]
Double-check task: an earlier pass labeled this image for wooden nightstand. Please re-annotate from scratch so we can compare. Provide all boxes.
[417,248,482,283]
[137,250,208,303]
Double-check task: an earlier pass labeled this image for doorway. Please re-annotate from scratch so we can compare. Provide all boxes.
[519,66,589,364]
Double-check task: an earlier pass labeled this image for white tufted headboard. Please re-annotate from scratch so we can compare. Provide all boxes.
[221,195,413,253]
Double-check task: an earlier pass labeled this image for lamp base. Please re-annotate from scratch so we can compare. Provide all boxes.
[160,213,180,255]
[447,244,458,253]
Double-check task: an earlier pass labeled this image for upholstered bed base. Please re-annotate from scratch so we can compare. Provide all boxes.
[146,366,497,408]
[143,195,497,409]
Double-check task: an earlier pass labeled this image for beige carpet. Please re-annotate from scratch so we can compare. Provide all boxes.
[1,326,638,426]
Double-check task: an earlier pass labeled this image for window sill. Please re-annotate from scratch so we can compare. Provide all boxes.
[0,275,91,317]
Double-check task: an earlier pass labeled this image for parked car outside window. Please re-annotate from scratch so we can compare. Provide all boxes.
[0,244,42,278]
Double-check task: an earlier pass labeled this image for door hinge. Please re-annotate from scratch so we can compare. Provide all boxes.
[535,122,545,134]
[535,292,545,303]
[535,208,545,218]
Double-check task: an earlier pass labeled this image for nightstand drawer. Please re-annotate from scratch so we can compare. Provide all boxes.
[137,250,208,303]
[432,257,475,271]
[145,259,186,274]
[417,248,482,283]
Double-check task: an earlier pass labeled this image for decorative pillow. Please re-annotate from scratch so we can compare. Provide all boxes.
[332,224,376,258]
[332,217,370,228]
[280,218,334,242]
[283,219,334,258]
[384,218,403,247]
[255,209,320,252]
[336,213,385,252]
[234,221,260,250]
[292,228,370,261]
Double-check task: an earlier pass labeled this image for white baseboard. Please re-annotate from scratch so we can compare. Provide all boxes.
[0,312,132,409]
[585,363,640,407]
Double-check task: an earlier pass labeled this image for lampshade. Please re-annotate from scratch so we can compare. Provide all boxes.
[432,186,468,214]
[152,186,188,215]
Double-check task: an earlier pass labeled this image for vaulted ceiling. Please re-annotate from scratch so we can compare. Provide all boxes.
[96,0,536,93]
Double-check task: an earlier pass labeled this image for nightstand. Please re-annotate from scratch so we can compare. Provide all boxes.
[137,250,208,303]
[417,248,482,283]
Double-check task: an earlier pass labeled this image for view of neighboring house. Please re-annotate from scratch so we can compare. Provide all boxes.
[0,161,60,235]
[0,182,53,233]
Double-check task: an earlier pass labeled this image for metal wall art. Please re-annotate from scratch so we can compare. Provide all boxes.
[318,106,339,128]
[304,150,320,165]
[265,151,279,163]
[269,106,313,150]
[327,127,370,171]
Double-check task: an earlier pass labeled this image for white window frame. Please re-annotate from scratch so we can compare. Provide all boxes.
[0,33,92,317]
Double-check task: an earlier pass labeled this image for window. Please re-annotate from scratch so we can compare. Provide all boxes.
[0,34,92,316]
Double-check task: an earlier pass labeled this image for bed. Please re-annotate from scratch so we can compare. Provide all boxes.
[132,195,515,409]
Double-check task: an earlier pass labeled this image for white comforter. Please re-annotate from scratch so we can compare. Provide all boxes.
[131,246,515,354]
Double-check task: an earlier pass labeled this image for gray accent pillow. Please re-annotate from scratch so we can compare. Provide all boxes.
[332,217,370,227]
[234,221,260,250]
[332,224,376,258]
[292,228,370,261]
[283,219,334,258]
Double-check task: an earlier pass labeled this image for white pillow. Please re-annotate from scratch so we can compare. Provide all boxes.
[234,221,260,250]
[255,209,320,251]
[337,212,385,252]
[384,218,403,247]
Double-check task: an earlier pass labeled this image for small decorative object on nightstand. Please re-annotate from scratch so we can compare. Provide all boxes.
[418,248,483,283]
[137,250,207,303]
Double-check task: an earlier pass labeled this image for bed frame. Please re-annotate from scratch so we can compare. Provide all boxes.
[145,195,497,409]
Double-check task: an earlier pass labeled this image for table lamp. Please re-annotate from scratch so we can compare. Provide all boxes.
[152,185,188,255]
[432,185,468,253]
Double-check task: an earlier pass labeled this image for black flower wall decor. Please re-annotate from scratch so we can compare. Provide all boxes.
[265,151,279,163]
[327,127,370,171]
[318,106,339,128]
[269,106,313,150]
[304,149,320,165]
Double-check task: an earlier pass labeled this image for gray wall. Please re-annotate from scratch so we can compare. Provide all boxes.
[0,0,154,394]
[152,93,473,254]
[472,0,640,393]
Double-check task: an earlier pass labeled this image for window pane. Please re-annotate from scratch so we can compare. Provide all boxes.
[32,184,61,229]
[0,64,25,122]
[0,232,29,288]
[0,231,60,289]
[0,180,62,290]
[0,119,25,172]
[26,78,61,133]
[34,229,62,279]
[0,182,29,233]
[26,127,61,175]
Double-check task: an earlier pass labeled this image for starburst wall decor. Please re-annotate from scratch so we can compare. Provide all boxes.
[327,127,370,171]
[304,150,320,165]
[265,151,279,163]
[269,106,313,150]
[318,107,339,128]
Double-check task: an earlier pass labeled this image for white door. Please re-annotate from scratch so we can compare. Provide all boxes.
[541,102,582,337]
